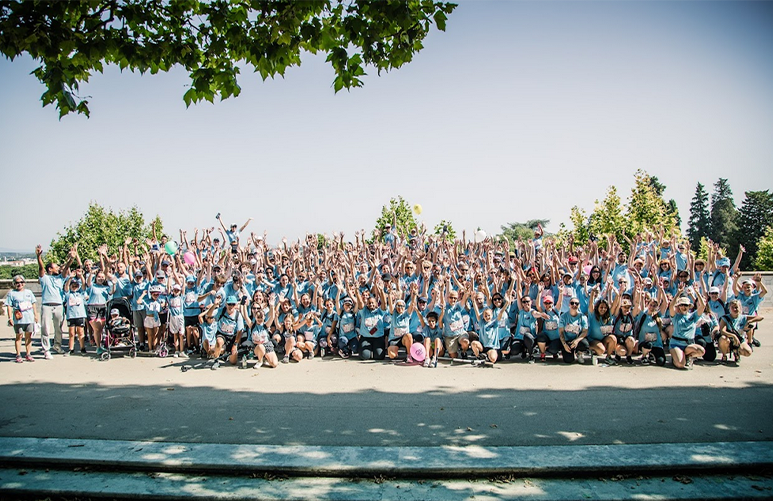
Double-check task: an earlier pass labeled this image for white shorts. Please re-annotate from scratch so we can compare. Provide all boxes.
[144,316,160,329]
[168,316,184,335]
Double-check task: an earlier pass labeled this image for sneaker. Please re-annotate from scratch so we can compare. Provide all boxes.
[25,354,35,362]
[431,357,438,368]
[80,347,87,355]
[44,351,54,360]
[685,357,694,370]
[733,350,741,365]
[240,356,247,369]
[64,350,72,357]
[528,355,535,364]
[15,355,23,363]
[173,352,179,358]
[211,360,220,370]
[406,355,414,364]
[460,351,468,360]
[539,353,546,362]
[591,354,598,366]
[319,348,326,358]
[96,347,105,355]
[53,346,64,355]
[179,351,189,359]
[577,352,585,365]
[423,358,430,368]
[752,338,761,348]
[308,350,314,360]
[282,355,289,364]
[606,355,617,366]
[339,351,350,359]
[626,356,633,365]
[641,355,650,365]
[615,355,622,363]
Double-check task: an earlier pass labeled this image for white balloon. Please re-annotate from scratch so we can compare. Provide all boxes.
[474,230,486,241]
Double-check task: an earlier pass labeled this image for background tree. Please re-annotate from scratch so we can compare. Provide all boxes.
[709,178,739,255]
[0,0,456,118]
[47,203,163,263]
[371,196,418,242]
[499,219,549,246]
[433,219,456,242]
[687,182,711,251]
[625,169,679,238]
[0,263,38,280]
[753,226,773,271]
[734,190,773,269]
[588,186,628,249]
[647,174,681,227]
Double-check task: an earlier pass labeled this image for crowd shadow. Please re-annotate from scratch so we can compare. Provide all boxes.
[0,378,771,449]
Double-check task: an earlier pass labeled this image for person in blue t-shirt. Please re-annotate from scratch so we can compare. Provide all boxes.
[558,299,589,364]
[717,299,761,364]
[668,290,706,370]
[5,275,39,363]
[36,243,75,357]
[63,277,88,356]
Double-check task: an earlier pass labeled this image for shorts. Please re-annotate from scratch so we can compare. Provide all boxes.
[87,305,106,321]
[184,316,200,328]
[256,342,275,354]
[14,323,33,335]
[411,333,425,343]
[159,312,169,324]
[443,333,469,354]
[216,333,236,353]
[144,316,161,329]
[615,335,631,344]
[68,318,86,328]
[670,340,688,351]
[388,337,402,348]
[202,328,216,346]
[168,315,184,335]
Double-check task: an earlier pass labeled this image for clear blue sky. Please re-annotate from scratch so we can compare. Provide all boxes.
[1,0,772,251]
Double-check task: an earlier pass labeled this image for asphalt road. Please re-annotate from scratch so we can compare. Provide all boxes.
[1,310,771,447]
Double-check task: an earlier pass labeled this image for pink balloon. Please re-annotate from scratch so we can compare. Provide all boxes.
[183,251,196,266]
[583,265,592,276]
[410,343,426,362]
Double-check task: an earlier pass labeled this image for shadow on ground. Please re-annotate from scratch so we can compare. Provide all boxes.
[1,379,772,448]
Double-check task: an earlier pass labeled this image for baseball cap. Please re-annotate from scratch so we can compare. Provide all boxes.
[155,270,166,278]
[709,287,720,294]
[543,295,554,304]
[186,275,196,283]
[110,308,119,316]
[676,297,691,306]
[717,257,731,267]
[172,283,182,290]
[226,295,238,304]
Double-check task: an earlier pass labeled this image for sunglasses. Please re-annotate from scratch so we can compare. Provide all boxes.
[569,302,579,306]
[14,281,24,285]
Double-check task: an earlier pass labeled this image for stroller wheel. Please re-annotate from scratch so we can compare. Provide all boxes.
[158,346,168,358]
[99,351,111,361]
[129,348,137,359]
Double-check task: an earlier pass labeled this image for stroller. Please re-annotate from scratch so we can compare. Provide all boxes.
[99,297,138,361]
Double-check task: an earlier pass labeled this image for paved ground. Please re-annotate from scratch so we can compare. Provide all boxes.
[1,309,771,448]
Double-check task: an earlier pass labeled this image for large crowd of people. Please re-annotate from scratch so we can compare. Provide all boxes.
[4,215,767,371]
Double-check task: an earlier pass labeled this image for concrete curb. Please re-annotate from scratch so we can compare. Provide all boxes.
[1,437,771,478]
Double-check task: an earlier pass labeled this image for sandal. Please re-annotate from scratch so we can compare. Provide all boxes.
[25,354,35,362]
[15,355,23,363]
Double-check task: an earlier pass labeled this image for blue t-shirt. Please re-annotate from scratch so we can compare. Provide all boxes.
[86,283,111,305]
[443,303,466,337]
[390,311,411,340]
[478,319,500,349]
[131,280,149,311]
[216,308,244,338]
[358,308,387,338]
[588,313,614,341]
[64,290,87,319]
[112,276,133,299]
[635,312,663,347]
[168,293,184,317]
[5,289,36,324]
[542,310,560,341]
[736,292,763,316]
[673,311,700,342]
[559,312,588,341]
[514,309,538,340]
[39,274,65,305]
